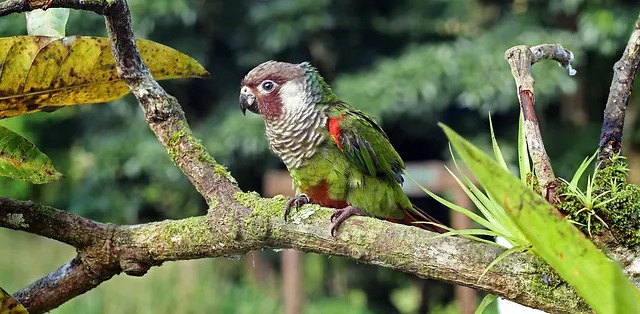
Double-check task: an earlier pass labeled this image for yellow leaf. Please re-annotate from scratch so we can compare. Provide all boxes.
[0,286,28,314]
[0,36,209,119]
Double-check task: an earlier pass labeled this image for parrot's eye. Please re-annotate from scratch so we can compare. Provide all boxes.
[260,80,277,93]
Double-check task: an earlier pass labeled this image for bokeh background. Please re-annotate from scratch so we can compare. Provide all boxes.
[1,0,640,313]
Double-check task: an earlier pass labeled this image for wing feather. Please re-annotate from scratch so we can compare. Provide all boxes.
[329,103,405,184]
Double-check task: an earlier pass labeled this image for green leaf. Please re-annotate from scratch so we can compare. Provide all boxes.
[440,123,640,314]
[569,151,598,187]
[0,125,62,183]
[0,286,28,314]
[474,294,497,314]
[0,36,210,119]
[26,8,69,37]
[479,245,528,281]
[489,114,508,171]
[517,112,530,183]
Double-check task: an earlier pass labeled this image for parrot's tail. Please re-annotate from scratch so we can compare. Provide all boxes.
[388,205,448,233]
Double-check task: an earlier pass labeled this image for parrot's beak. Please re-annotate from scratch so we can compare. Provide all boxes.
[239,86,259,115]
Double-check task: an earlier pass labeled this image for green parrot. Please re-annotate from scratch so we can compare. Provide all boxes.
[239,61,446,235]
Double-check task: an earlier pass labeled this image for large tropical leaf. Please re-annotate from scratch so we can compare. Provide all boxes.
[0,36,209,119]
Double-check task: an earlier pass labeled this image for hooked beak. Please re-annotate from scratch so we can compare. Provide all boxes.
[240,86,259,115]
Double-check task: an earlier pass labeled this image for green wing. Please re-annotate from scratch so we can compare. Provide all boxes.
[329,103,405,184]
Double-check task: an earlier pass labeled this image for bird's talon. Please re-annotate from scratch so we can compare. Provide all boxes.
[330,210,339,223]
[330,206,367,236]
[330,224,338,237]
[284,194,310,221]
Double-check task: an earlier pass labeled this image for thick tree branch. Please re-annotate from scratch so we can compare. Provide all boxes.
[1,196,590,314]
[599,13,640,163]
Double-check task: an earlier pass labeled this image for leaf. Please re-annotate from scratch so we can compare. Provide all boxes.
[488,113,508,171]
[0,125,62,183]
[479,245,528,281]
[517,112,530,183]
[26,8,69,37]
[474,294,497,314]
[569,151,598,187]
[0,36,210,119]
[440,123,640,314]
[0,286,28,314]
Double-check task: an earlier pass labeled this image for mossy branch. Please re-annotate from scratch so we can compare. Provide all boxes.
[1,193,591,314]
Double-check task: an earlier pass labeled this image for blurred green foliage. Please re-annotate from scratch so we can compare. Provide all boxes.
[0,0,638,312]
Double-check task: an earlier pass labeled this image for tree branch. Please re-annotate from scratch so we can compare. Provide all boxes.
[1,196,591,314]
[505,46,555,190]
[102,0,240,208]
[598,13,640,163]
[504,44,575,199]
[0,197,108,248]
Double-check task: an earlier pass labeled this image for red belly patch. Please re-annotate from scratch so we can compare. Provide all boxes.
[302,180,347,209]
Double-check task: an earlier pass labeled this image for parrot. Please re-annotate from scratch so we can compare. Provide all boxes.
[239,61,446,235]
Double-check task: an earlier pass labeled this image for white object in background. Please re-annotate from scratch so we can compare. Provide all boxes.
[496,237,548,314]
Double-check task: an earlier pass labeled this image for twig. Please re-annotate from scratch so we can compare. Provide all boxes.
[598,13,640,163]
[504,44,575,197]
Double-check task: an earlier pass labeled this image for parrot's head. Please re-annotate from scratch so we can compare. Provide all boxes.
[240,61,328,122]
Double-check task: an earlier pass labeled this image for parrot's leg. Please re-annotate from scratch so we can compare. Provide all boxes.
[284,194,311,221]
[330,206,368,236]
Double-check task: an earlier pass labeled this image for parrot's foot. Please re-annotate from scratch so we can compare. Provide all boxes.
[284,194,311,221]
[330,206,368,236]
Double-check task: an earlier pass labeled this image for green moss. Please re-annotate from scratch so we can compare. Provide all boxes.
[594,154,629,189]
[166,128,188,161]
[526,172,541,195]
[523,260,591,312]
[166,122,236,184]
[146,216,212,250]
[556,154,640,247]
[235,191,284,217]
[529,258,564,288]
[236,191,284,239]
[235,191,331,239]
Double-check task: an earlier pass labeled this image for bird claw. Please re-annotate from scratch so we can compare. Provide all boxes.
[330,206,367,236]
[284,194,310,221]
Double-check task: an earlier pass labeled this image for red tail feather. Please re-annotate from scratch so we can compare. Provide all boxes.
[387,205,448,233]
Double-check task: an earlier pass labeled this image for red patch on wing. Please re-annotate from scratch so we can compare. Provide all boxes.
[328,115,345,150]
[301,180,347,208]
